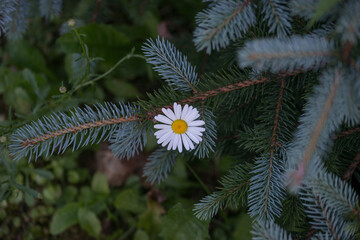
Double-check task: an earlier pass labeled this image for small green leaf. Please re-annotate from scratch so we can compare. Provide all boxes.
[32,169,54,180]
[134,229,149,240]
[42,184,62,203]
[160,203,209,240]
[4,87,32,116]
[91,172,109,195]
[50,202,81,235]
[24,193,35,207]
[114,189,146,214]
[68,170,81,184]
[13,217,21,228]
[104,79,141,98]
[78,208,102,238]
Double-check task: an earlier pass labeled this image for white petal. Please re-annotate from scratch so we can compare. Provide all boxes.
[186,131,200,144]
[189,139,195,150]
[172,134,180,150]
[167,136,175,150]
[157,131,172,144]
[188,120,205,127]
[155,114,172,124]
[162,108,176,121]
[184,106,193,119]
[154,129,169,138]
[187,113,200,122]
[184,108,199,122]
[162,132,175,147]
[188,131,203,142]
[177,136,183,153]
[174,103,182,119]
[181,134,190,151]
[154,124,171,129]
[181,104,189,120]
[187,135,195,149]
[188,126,206,133]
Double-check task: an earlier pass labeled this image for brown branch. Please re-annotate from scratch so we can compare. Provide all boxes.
[341,41,353,64]
[22,116,139,147]
[316,195,340,240]
[181,77,269,104]
[334,127,360,139]
[343,150,360,182]
[149,67,307,120]
[263,79,285,216]
[270,79,285,150]
[268,0,281,26]
[22,77,270,148]
[147,77,270,119]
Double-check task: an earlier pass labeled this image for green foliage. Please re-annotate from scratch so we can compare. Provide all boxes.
[50,202,81,235]
[78,208,102,238]
[114,188,147,214]
[91,172,110,195]
[160,203,209,240]
[57,23,131,65]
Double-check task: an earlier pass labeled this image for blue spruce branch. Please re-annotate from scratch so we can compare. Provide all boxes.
[238,36,334,73]
[252,220,293,240]
[0,0,16,36]
[301,184,354,239]
[289,0,319,20]
[310,232,331,240]
[109,121,147,160]
[193,107,216,158]
[39,0,63,20]
[193,163,251,220]
[193,0,256,54]
[142,37,199,92]
[286,66,360,192]
[143,148,177,184]
[248,153,286,221]
[248,80,286,221]
[309,171,360,221]
[9,102,139,161]
[260,0,292,36]
[6,0,29,39]
[336,0,360,45]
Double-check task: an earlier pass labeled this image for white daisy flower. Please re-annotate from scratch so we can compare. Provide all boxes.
[154,103,206,153]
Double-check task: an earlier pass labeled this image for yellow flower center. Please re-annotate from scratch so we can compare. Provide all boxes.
[171,119,188,134]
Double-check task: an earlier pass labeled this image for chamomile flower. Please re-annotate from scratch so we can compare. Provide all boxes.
[154,103,205,152]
